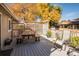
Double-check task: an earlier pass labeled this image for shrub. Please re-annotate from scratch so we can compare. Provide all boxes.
[70,36,79,48]
[46,30,52,37]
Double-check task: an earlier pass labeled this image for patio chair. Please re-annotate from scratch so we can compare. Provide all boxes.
[55,30,71,50]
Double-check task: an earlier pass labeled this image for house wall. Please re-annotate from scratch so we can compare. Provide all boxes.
[0,13,1,50]
[0,4,18,51]
[1,13,12,50]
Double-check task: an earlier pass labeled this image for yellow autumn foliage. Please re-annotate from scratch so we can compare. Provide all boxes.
[10,3,61,23]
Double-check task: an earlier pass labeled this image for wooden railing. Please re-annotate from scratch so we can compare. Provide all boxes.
[51,28,79,40]
[59,28,79,37]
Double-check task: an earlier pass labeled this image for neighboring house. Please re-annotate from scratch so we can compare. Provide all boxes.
[59,20,79,38]
[0,3,18,51]
[59,20,79,30]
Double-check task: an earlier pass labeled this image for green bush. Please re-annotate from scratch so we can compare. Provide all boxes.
[70,36,79,48]
[46,30,52,37]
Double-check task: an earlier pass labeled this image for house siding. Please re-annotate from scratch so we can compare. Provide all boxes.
[1,13,12,50]
[0,13,1,50]
[0,4,18,50]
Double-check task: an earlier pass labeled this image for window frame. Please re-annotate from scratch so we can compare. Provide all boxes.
[8,18,12,32]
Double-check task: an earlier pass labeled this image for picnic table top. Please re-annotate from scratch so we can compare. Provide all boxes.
[21,30,35,35]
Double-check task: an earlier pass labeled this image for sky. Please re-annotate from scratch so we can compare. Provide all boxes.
[57,3,79,21]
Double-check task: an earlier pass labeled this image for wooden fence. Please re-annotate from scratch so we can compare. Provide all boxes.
[59,28,79,37]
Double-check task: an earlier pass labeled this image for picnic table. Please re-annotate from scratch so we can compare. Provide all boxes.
[21,30,35,40]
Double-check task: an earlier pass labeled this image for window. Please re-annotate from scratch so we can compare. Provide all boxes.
[8,18,12,31]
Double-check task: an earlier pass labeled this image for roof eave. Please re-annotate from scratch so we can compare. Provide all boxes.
[0,3,19,22]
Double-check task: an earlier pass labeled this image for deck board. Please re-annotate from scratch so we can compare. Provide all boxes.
[10,37,56,56]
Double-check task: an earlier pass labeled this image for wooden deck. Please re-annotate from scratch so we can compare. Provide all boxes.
[10,37,56,56]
